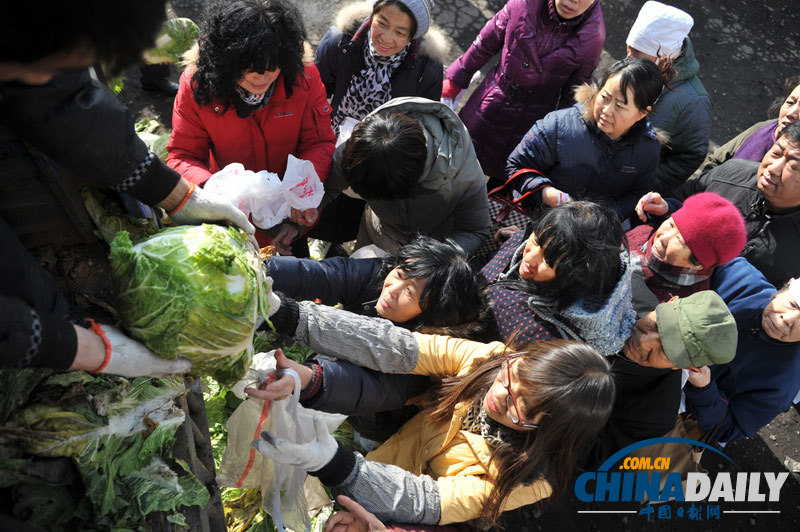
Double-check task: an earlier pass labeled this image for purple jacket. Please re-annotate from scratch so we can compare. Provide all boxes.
[446,0,605,181]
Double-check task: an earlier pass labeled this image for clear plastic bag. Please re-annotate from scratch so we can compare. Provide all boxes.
[218,351,345,532]
[204,163,289,229]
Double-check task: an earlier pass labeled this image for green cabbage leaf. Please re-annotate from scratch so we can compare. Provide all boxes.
[111,224,269,386]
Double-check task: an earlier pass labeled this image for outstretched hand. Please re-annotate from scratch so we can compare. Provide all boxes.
[251,412,337,472]
[243,349,312,401]
[326,495,388,532]
[634,191,669,222]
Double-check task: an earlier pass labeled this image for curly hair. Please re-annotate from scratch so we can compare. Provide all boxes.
[192,0,307,109]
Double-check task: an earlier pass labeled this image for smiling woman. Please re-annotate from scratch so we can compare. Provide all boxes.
[315,0,442,134]
[166,0,336,252]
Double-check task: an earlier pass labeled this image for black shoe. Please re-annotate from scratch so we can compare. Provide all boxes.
[141,79,179,95]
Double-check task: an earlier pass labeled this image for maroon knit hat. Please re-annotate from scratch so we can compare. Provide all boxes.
[671,192,746,268]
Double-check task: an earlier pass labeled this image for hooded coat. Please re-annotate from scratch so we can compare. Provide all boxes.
[507,90,663,219]
[648,37,712,194]
[324,97,490,255]
[480,226,636,355]
[445,0,605,181]
[315,2,447,116]
[684,258,800,443]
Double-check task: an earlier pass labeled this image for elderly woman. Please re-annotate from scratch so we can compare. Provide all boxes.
[316,0,444,135]
[625,1,711,194]
[167,0,336,253]
[685,259,800,443]
[442,0,605,185]
[507,57,672,219]
[626,192,746,302]
[704,74,800,170]
[310,0,445,244]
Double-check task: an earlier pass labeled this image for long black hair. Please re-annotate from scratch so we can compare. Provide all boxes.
[522,201,626,311]
[192,0,307,109]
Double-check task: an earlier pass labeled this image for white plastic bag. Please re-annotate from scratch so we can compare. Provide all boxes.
[219,351,345,532]
[205,159,323,229]
[282,155,324,211]
[335,116,360,148]
[204,163,289,229]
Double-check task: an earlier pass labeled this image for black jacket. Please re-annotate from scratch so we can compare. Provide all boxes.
[267,255,383,315]
[0,69,182,369]
[673,158,800,287]
[314,5,445,116]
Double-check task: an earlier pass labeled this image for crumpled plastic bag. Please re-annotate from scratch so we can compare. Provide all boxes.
[204,163,289,229]
[219,351,345,532]
[282,155,324,211]
[205,157,324,230]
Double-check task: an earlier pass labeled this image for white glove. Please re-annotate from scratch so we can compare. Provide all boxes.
[101,324,193,377]
[169,183,256,234]
[265,276,281,318]
[251,413,338,472]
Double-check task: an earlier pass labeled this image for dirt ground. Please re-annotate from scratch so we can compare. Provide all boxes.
[105,1,800,531]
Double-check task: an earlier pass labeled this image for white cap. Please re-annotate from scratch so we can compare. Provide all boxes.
[790,278,800,307]
[626,1,694,59]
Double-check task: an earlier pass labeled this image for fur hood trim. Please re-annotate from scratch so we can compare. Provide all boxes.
[333,1,448,61]
[573,82,669,146]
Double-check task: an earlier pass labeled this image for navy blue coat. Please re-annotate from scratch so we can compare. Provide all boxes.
[267,255,382,315]
[507,103,660,219]
[684,258,800,443]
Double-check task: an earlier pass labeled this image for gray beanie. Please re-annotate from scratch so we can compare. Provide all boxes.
[374,0,434,39]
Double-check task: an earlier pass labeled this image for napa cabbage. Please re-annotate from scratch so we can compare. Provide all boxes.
[110,224,270,387]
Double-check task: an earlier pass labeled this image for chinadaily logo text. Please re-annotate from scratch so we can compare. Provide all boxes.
[574,438,789,522]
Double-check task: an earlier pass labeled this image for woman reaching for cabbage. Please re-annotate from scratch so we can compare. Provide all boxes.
[265,235,487,443]
[245,292,615,526]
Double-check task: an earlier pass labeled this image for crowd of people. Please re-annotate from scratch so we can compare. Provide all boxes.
[1,0,799,530]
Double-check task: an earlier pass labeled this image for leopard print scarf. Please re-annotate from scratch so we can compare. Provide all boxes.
[463,398,522,449]
[332,30,410,133]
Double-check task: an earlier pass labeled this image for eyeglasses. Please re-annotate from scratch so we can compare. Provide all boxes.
[501,352,539,429]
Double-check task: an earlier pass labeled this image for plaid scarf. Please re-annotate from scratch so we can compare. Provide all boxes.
[643,232,713,287]
[332,28,409,132]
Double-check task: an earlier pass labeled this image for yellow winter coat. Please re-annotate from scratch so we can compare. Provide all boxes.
[366,333,553,525]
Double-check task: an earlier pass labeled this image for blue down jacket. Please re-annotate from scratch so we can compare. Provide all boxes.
[507,101,661,219]
[684,258,800,443]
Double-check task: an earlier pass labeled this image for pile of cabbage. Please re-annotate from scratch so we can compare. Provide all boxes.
[110,224,270,387]
[0,369,209,529]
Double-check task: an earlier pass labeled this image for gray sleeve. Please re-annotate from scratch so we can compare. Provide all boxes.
[294,301,419,373]
[332,453,441,525]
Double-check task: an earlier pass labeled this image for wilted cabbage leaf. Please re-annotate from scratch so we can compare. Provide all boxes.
[1,374,209,528]
[111,224,269,386]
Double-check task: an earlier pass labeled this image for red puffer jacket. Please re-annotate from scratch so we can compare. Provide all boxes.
[167,64,336,186]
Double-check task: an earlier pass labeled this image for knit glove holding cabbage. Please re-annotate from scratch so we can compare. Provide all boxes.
[110,224,271,386]
[100,324,193,378]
